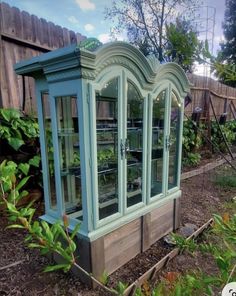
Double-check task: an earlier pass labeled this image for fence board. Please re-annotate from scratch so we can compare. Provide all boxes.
[0,2,86,112]
[187,74,236,121]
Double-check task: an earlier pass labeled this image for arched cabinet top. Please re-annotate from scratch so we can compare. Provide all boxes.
[14,41,190,96]
[152,63,190,99]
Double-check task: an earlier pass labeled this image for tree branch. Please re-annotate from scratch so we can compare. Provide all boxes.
[138,2,160,55]
[163,0,181,23]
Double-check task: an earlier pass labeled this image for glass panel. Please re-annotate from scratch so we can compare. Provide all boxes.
[42,93,57,210]
[168,91,181,189]
[150,90,166,198]
[126,81,143,207]
[56,96,82,220]
[96,78,119,220]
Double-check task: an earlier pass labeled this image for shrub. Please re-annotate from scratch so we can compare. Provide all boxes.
[0,108,39,151]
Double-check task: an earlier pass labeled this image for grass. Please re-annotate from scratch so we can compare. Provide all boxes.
[213,174,236,188]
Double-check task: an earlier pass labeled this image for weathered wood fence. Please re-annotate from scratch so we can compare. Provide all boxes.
[1,2,236,121]
[0,2,86,113]
[186,74,236,121]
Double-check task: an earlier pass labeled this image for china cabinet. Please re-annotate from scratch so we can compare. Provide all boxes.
[15,41,190,282]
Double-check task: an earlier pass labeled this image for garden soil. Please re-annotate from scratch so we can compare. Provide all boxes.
[1,158,236,296]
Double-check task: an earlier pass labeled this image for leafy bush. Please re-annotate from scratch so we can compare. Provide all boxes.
[213,174,236,188]
[0,159,79,273]
[0,108,39,151]
[182,119,204,154]
[211,120,236,152]
[183,152,201,167]
[182,119,204,167]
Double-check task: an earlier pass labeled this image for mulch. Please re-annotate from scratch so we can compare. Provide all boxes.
[1,160,236,296]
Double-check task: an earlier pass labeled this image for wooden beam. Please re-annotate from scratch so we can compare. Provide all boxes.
[181,153,236,180]
[1,32,52,52]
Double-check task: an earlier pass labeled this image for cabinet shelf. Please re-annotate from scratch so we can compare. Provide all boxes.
[58,131,79,137]
[99,188,141,209]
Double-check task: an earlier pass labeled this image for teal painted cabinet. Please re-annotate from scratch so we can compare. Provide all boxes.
[15,42,190,281]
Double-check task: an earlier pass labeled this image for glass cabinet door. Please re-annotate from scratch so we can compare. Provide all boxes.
[150,90,166,198]
[168,91,181,190]
[96,78,119,220]
[41,92,57,212]
[126,81,143,207]
[56,96,82,220]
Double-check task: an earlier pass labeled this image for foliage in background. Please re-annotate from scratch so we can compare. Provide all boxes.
[165,18,205,72]
[182,118,236,167]
[105,0,207,71]
[151,213,236,295]
[213,163,236,189]
[182,119,203,166]
[211,120,236,153]
[0,108,39,151]
[215,0,236,87]
[0,160,79,273]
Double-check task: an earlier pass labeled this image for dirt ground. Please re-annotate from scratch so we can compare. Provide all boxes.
[1,158,236,296]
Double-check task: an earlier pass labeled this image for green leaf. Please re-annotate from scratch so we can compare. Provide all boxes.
[18,190,29,200]
[174,283,182,296]
[216,256,228,271]
[6,202,18,214]
[0,109,20,121]
[57,224,69,242]
[18,163,30,176]
[40,248,50,255]
[44,264,71,272]
[41,221,54,243]
[69,241,76,253]
[28,243,44,249]
[6,224,25,229]
[115,281,128,295]
[24,234,32,242]
[70,223,80,239]
[28,155,41,167]
[8,215,17,222]
[8,137,24,150]
[99,271,109,285]
[15,176,30,191]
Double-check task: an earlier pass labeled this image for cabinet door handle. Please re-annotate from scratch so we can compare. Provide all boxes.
[125,139,130,157]
[166,137,171,150]
[120,140,125,158]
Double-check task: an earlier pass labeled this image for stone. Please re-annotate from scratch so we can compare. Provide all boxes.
[179,223,198,238]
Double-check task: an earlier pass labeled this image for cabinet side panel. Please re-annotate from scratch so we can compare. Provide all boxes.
[149,200,174,245]
[104,218,141,274]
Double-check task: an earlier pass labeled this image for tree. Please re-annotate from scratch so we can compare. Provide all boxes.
[105,0,203,70]
[220,0,236,64]
[215,0,236,86]
[165,18,204,72]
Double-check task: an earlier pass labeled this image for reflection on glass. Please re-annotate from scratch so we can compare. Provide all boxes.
[96,78,119,220]
[168,91,181,189]
[42,93,57,210]
[56,96,82,220]
[150,90,166,198]
[126,81,143,207]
